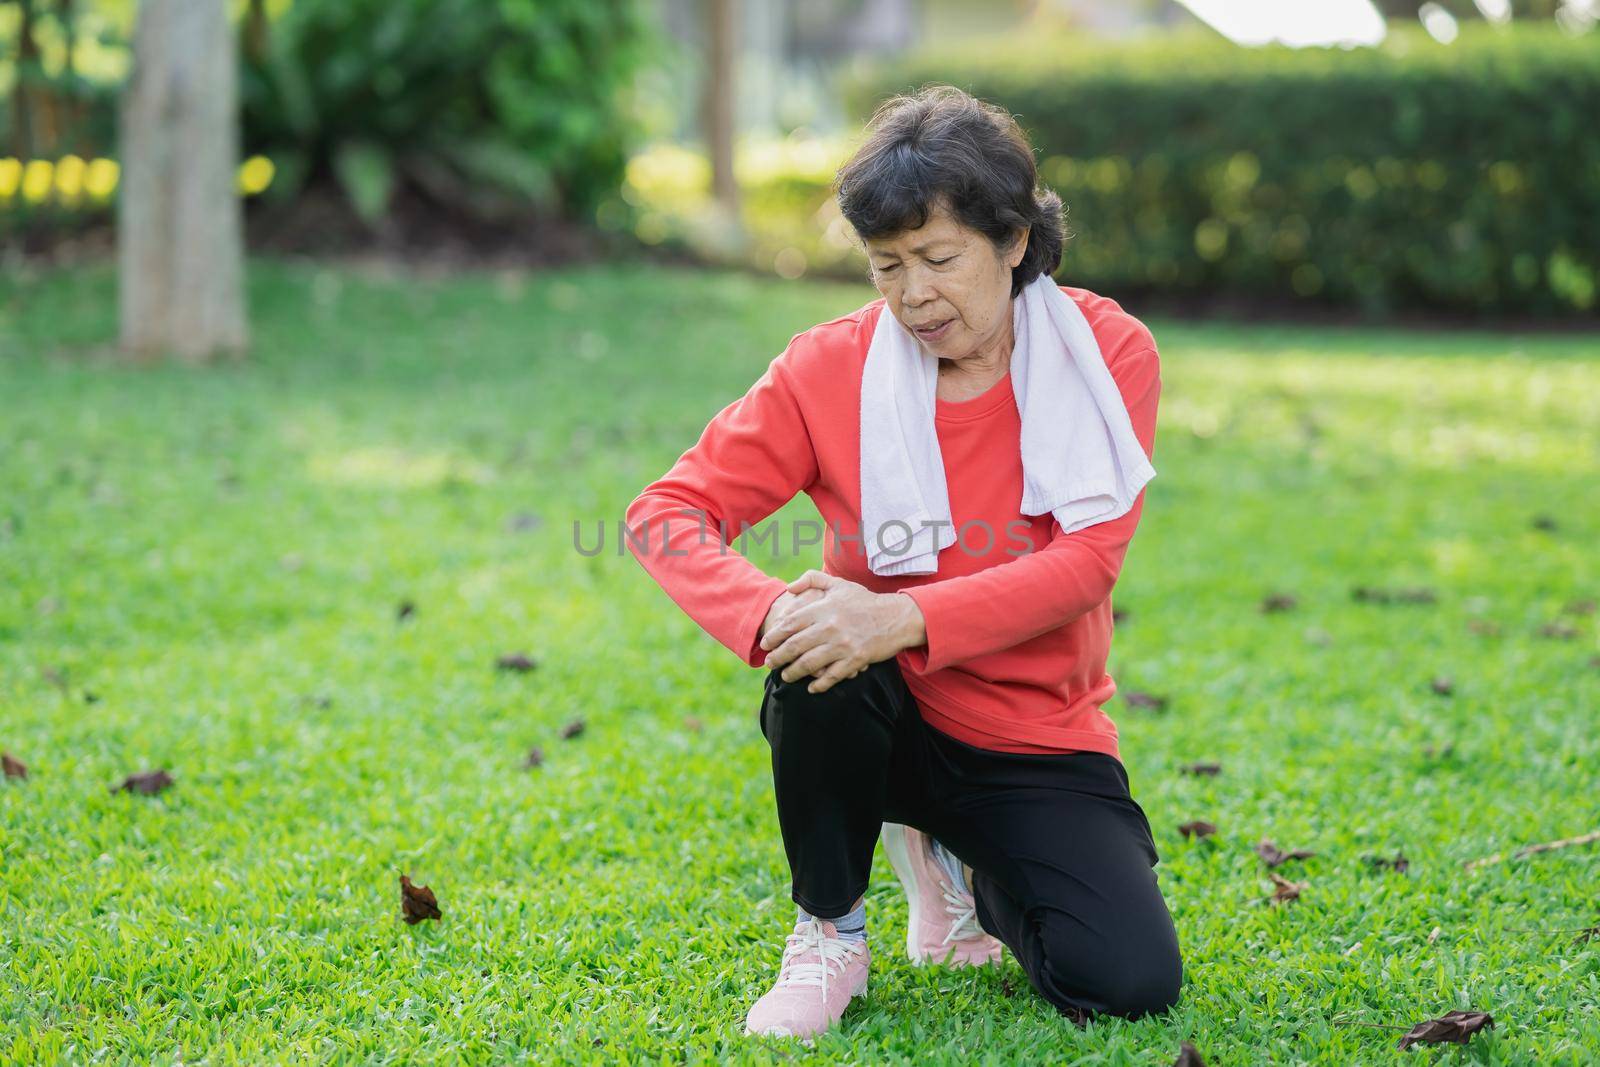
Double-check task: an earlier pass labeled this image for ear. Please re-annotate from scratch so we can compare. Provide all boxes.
[1010,226,1031,268]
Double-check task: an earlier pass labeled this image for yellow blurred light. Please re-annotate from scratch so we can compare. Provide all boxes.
[1225,151,1260,189]
[773,246,807,279]
[0,158,21,199]
[636,212,670,245]
[1487,161,1522,197]
[55,155,87,200]
[85,158,119,200]
[626,144,710,203]
[1087,157,1124,194]
[1269,223,1307,262]
[1194,218,1229,261]
[1291,263,1324,296]
[1343,166,1378,201]
[238,155,275,196]
[1043,156,1079,187]
[1547,250,1595,310]
[1416,160,1448,192]
[22,159,54,204]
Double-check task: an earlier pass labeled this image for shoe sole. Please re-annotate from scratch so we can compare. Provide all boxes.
[880,821,938,966]
[881,822,1003,968]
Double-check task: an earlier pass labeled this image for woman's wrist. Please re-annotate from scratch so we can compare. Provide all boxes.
[890,591,927,653]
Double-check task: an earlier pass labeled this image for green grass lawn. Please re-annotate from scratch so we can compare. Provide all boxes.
[2,259,1597,1064]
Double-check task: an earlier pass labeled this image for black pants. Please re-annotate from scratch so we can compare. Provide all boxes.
[758,656,1183,1022]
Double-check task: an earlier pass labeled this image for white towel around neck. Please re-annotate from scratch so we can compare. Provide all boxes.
[858,273,1156,577]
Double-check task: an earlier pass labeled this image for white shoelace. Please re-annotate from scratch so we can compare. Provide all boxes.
[775,917,865,1000]
[940,881,984,945]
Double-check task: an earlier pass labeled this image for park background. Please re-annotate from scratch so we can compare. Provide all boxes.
[2,0,1598,1062]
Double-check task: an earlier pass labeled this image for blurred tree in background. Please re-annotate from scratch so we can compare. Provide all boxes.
[118,0,245,361]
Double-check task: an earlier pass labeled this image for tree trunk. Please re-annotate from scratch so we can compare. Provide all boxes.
[702,0,741,220]
[12,0,40,158]
[118,0,247,362]
[243,0,269,66]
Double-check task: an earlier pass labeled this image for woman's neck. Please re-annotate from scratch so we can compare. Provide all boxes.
[936,311,1013,401]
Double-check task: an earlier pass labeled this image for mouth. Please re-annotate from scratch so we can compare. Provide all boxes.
[912,318,954,341]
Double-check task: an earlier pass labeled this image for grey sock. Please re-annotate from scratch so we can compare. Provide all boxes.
[929,837,968,892]
[798,901,867,942]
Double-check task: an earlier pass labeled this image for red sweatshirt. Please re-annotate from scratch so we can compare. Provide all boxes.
[624,284,1161,759]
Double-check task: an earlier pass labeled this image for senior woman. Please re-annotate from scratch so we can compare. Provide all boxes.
[624,85,1181,1041]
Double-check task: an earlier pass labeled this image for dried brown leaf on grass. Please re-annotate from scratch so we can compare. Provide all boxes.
[1256,839,1316,867]
[1125,691,1168,711]
[1396,1009,1494,1051]
[1267,872,1304,904]
[1259,593,1298,613]
[1351,585,1436,605]
[111,769,173,795]
[400,874,441,924]
[1332,1009,1495,1051]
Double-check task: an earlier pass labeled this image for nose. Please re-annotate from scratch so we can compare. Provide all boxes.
[901,264,938,308]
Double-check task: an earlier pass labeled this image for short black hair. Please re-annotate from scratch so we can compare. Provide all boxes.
[833,84,1067,298]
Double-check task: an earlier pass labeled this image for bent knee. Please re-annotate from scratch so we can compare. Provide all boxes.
[1036,938,1183,1021]
[1095,960,1182,1020]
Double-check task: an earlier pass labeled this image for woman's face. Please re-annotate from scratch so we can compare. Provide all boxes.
[864,199,1028,362]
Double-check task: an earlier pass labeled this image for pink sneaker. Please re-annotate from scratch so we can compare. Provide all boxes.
[880,822,1004,967]
[743,916,870,1041]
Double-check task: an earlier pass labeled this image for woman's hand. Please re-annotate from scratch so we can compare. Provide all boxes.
[758,586,825,649]
[759,570,927,693]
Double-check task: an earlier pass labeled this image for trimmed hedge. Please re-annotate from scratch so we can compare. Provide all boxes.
[842,24,1600,317]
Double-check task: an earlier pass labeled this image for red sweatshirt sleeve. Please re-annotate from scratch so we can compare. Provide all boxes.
[898,345,1162,674]
[624,346,820,668]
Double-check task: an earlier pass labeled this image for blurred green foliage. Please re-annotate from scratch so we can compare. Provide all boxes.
[240,0,659,225]
[839,23,1600,316]
[0,0,127,160]
[2,0,660,233]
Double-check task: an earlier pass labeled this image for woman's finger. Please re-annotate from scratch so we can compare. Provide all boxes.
[785,569,834,594]
[807,657,862,694]
[780,644,840,685]
[767,622,825,673]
